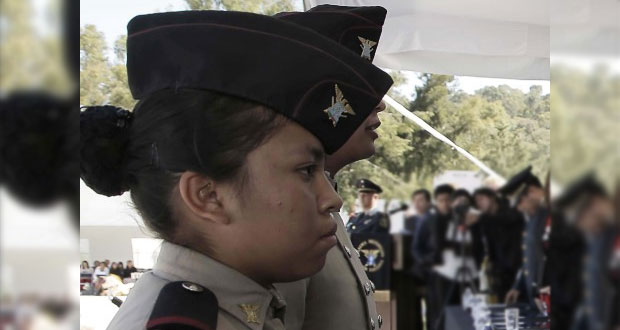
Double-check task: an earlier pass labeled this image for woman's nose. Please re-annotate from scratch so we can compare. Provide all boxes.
[318,173,343,214]
[375,100,386,113]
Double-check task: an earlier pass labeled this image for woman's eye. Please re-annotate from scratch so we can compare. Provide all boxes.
[299,165,317,179]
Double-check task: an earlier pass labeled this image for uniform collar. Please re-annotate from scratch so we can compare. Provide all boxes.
[363,208,379,216]
[153,241,286,330]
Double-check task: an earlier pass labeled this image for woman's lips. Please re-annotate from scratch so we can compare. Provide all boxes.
[321,223,337,238]
[366,120,381,139]
[319,223,338,246]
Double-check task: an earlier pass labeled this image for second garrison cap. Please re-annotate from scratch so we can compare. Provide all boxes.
[498,165,542,196]
[275,5,387,62]
[126,10,393,154]
[356,178,382,193]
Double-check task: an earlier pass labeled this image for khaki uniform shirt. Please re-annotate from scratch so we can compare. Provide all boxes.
[107,242,287,330]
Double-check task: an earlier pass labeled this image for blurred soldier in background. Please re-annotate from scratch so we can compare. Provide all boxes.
[502,166,548,310]
[346,179,390,234]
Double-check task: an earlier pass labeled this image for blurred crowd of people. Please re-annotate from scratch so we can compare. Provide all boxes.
[345,166,619,330]
[80,260,139,296]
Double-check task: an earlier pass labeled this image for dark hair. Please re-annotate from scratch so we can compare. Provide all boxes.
[411,189,431,202]
[473,187,497,199]
[433,184,455,198]
[81,89,287,241]
[452,188,473,205]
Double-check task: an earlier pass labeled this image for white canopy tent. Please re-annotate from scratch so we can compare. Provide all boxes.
[304,0,550,80]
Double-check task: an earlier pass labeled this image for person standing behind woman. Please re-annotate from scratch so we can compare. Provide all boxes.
[275,6,391,330]
[81,10,392,330]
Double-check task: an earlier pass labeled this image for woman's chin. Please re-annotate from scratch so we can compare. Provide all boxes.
[274,252,332,283]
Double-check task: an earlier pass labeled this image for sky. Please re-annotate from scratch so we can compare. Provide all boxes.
[78,0,550,95]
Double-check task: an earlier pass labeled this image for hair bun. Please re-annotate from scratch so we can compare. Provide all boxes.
[0,92,78,205]
[80,105,134,196]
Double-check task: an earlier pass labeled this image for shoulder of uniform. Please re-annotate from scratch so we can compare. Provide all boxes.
[147,281,218,330]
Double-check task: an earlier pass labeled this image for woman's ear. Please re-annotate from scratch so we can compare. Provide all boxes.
[178,171,230,224]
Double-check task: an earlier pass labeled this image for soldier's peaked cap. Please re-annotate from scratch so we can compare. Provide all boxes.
[275,5,387,62]
[356,178,382,193]
[126,10,393,154]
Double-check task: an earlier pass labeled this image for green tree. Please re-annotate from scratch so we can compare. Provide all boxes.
[79,25,110,106]
[0,0,71,94]
[79,28,134,109]
[403,74,460,182]
[107,35,135,109]
[550,65,619,188]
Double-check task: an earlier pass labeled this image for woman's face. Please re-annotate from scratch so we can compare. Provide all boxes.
[220,120,343,284]
[333,101,385,161]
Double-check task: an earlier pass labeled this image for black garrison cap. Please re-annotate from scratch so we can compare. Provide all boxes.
[126,10,393,154]
[275,5,387,62]
[498,165,543,197]
[356,178,382,193]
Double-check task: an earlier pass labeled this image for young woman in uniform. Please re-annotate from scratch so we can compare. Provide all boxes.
[80,9,392,330]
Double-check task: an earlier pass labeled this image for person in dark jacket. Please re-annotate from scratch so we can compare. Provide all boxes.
[346,179,390,234]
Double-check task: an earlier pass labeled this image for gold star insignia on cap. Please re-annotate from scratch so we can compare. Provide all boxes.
[358,37,377,61]
[239,304,260,324]
[323,84,355,127]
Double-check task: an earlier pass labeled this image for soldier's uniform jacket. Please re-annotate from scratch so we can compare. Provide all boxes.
[346,209,390,234]
[107,242,288,330]
[511,206,548,305]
